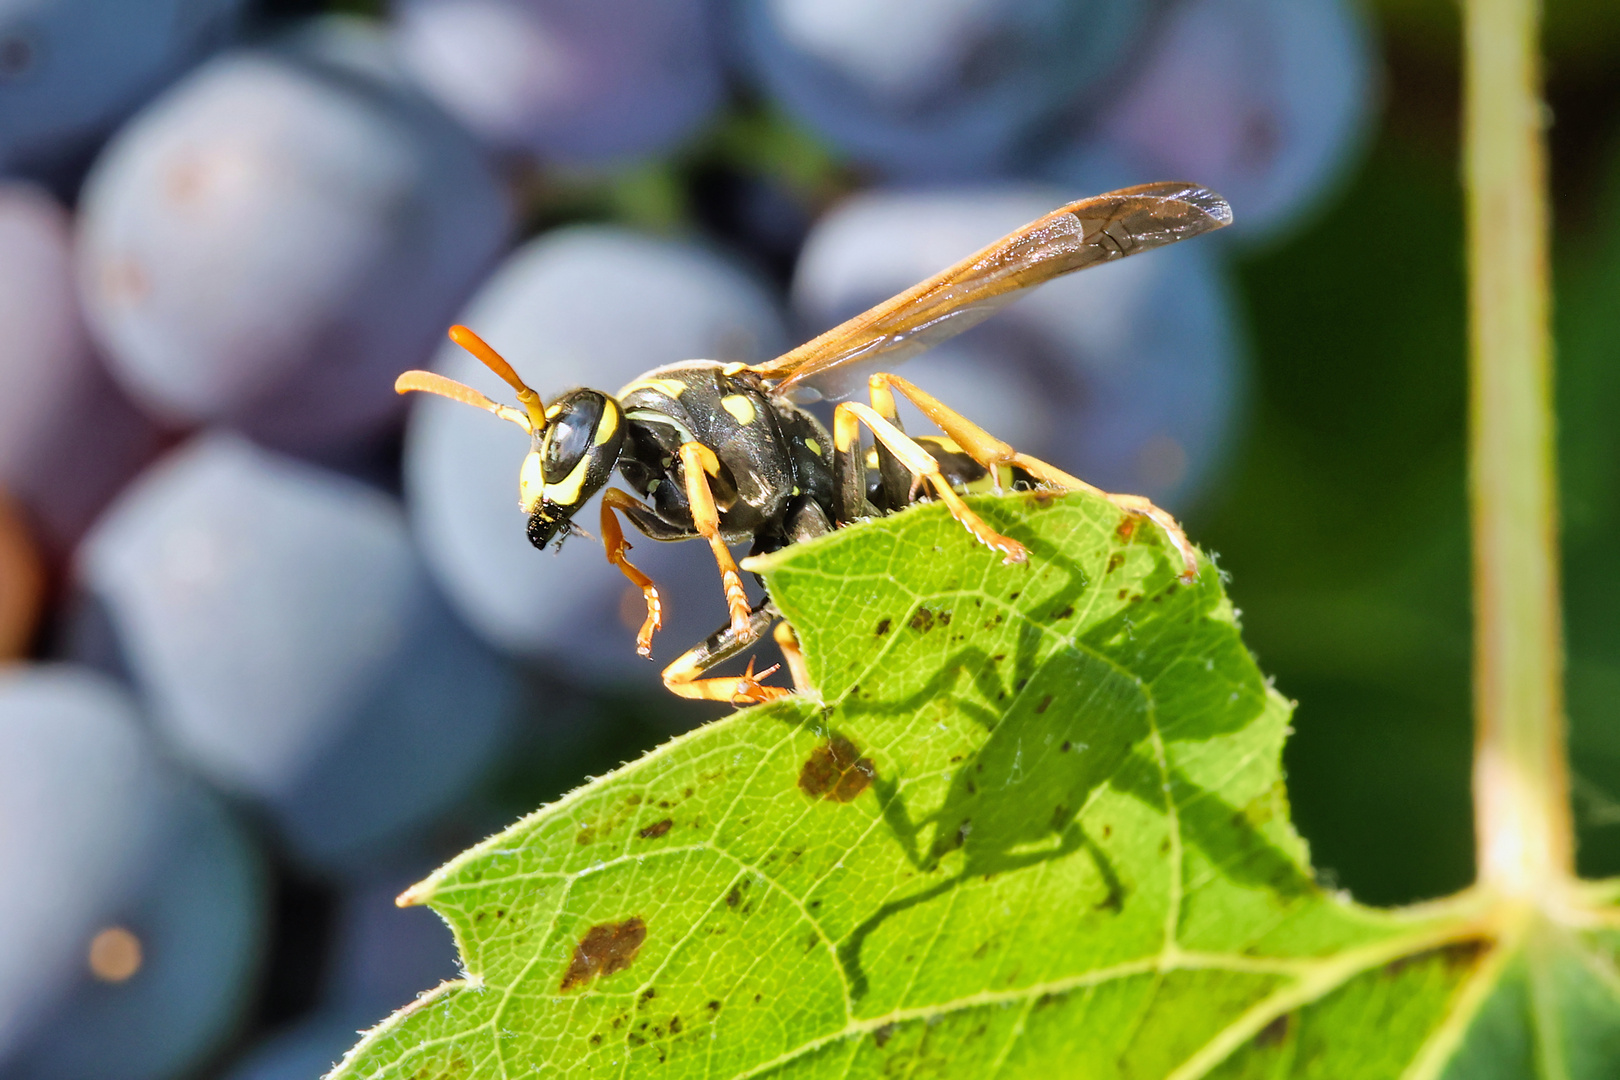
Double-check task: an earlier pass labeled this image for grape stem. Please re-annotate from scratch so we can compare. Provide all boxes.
[1464,0,1571,899]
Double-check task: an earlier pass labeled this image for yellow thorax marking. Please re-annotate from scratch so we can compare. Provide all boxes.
[594,404,619,444]
[804,437,822,457]
[720,394,756,425]
[619,377,688,400]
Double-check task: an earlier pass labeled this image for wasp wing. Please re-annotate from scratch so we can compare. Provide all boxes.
[752,181,1231,398]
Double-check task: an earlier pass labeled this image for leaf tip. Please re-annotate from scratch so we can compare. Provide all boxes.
[396,881,432,908]
[737,551,778,574]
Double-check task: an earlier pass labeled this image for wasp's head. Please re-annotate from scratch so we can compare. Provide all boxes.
[394,326,625,552]
[520,389,625,550]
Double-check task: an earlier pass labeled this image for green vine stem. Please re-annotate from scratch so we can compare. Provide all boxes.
[1464,0,1571,900]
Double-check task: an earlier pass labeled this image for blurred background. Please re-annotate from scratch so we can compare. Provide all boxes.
[0,0,1615,1075]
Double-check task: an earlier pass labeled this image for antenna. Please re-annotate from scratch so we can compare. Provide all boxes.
[448,325,548,432]
[393,370,533,433]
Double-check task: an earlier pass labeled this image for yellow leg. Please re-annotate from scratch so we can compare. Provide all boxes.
[679,442,755,639]
[834,401,1027,564]
[600,489,663,656]
[662,653,791,705]
[773,622,812,693]
[868,373,1198,581]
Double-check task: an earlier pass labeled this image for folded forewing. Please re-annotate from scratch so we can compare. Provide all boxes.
[752,181,1232,398]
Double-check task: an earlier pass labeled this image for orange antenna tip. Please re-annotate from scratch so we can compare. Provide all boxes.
[446,324,547,430]
[395,369,532,433]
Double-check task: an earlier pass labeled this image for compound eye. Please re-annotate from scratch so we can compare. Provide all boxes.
[540,394,605,483]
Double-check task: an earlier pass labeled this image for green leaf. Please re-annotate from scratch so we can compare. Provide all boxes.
[330,493,1619,1078]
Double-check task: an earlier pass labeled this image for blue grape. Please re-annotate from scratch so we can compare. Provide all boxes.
[224,1009,382,1080]
[1050,0,1374,243]
[326,873,460,1017]
[793,184,1243,507]
[395,0,723,165]
[736,0,1161,180]
[0,182,160,558]
[0,664,264,1080]
[76,17,512,453]
[0,0,245,182]
[73,431,518,874]
[223,871,459,1078]
[405,225,788,672]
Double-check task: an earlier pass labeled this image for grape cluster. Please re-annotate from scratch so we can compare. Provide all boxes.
[0,1,1372,1075]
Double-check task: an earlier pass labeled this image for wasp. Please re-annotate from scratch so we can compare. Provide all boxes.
[397,182,1231,704]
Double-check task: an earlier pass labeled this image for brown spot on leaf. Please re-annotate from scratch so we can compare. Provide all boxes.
[873,1023,897,1047]
[798,736,875,802]
[874,618,891,636]
[1255,1013,1291,1047]
[638,818,673,839]
[1035,694,1053,714]
[1051,606,1074,620]
[909,608,936,632]
[1106,552,1125,573]
[1116,516,1137,539]
[1384,939,1491,979]
[1060,740,1071,752]
[669,1015,682,1034]
[560,918,647,991]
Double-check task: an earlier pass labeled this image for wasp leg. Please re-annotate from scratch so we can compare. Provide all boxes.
[662,603,792,704]
[867,373,1198,581]
[861,372,916,509]
[679,442,755,640]
[601,488,669,656]
[772,621,812,693]
[833,401,1027,563]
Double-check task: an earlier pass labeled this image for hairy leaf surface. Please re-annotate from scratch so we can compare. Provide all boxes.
[331,493,1617,1079]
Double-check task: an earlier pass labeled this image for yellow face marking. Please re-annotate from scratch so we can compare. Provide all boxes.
[543,454,592,507]
[519,451,544,513]
[619,377,688,400]
[805,437,822,457]
[594,404,619,444]
[721,394,756,425]
[545,403,563,420]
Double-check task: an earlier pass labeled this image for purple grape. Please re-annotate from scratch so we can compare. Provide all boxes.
[0,665,264,1080]
[395,0,723,165]
[1055,0,1374,243]
[793,184,1243,506]
[0,0,245,183]
[0,183,161,559]
[73,431,518,874]
[76,17,513,453]
[736,0,1162,180]
[405,225,788,673]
